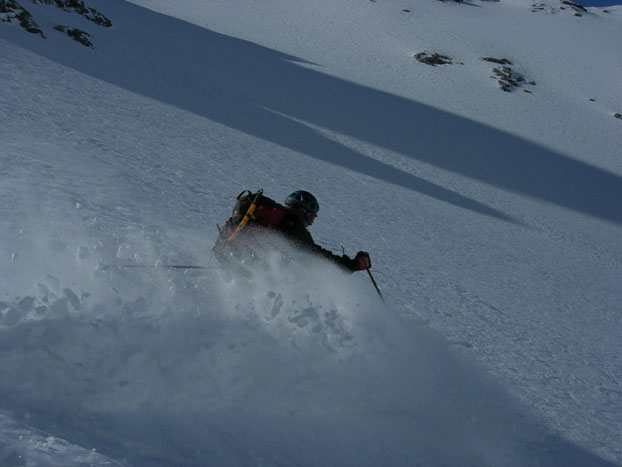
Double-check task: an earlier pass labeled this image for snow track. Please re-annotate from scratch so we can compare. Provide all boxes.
[0,237,615,465]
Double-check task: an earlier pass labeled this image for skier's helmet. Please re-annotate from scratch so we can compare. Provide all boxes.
[285,191,319,215]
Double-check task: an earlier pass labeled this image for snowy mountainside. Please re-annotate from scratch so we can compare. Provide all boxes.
[131,0,622,166]
[1,0,622,465]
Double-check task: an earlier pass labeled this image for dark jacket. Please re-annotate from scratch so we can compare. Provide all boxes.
[276,207,359,272]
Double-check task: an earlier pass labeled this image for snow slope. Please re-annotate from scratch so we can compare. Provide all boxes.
[1,0,621,465]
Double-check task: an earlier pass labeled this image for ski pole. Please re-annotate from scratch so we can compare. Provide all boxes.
[366,268,384,302]
[101,264,213,270]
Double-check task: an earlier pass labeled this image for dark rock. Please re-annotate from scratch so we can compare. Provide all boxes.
[54,24,94,47]
[532,1,587,15]
[531,2,554,12]
[491,66,529,92]
[482,57,513,65]
[0,0,45,37]
[2,0,111,45]
[34,0,112,27]
[615,113,622,120]
[481,59,534,93]
[415,52,454,66]
[562,0,587,12]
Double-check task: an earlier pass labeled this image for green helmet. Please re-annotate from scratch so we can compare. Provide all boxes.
[285,190,319,214]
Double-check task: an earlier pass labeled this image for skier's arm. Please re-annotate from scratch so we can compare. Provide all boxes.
[308,243,360,272]
[278,212,365,272]
[299,232,367,273]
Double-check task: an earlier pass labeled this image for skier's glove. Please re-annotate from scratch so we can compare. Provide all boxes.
[354,251,371,270]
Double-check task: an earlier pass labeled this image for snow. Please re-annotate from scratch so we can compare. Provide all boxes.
[1,0,621,465]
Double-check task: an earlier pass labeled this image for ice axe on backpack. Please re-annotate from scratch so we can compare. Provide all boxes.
[220,189,264,244]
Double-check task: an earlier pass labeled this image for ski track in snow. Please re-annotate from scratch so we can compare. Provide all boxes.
[1,0,622,465]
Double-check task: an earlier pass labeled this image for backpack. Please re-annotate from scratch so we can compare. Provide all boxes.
[218,189,285,244]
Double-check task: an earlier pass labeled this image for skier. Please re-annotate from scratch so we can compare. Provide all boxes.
[214,189,371,273]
